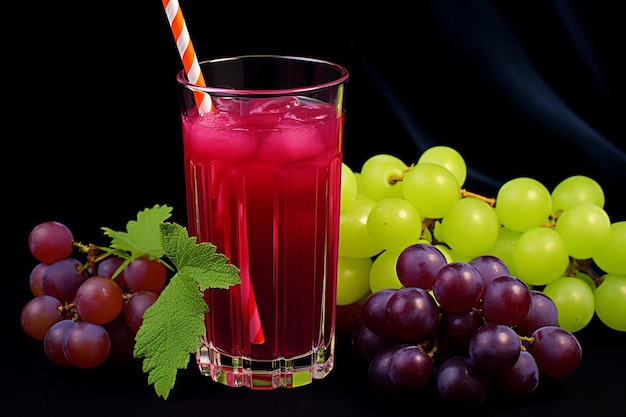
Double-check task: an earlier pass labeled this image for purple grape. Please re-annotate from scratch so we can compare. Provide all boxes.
[368,346,398,391]
[123,290,159,333]
[440,309,485,350]
[43,319,75,366]
[516,290,558,333]
[469,323,521,375]
[469,255,510,288]
[529,326,582,377]
[96,255,130,292]
[433,262,484,313]
[396,243,447,289]
[482,275,532,326]
[388,345,434,390]
[496,350,540,398]
[41,257,89,304]
[361,289,397,337]
[104,314,137,366]
[351,322,402,363]
[385,287,439,340]
[435,356,490,408]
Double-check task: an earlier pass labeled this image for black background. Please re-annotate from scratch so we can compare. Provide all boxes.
[5,1,625,416]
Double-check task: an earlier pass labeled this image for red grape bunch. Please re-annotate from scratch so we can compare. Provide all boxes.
[351,243,582,408]
[21,221,167,368]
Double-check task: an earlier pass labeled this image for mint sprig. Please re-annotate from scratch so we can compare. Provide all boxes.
[133,222,241,399]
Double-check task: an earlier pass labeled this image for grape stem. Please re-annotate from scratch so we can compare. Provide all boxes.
[518,335,535,351]
[72,241,110,276]
[58,302,80,321]
[422,218,445,245]
[567,258,603,287]
[415,336,438,359]
[460,189,496,206]
[541,210,562,228]
[389,164,416,184]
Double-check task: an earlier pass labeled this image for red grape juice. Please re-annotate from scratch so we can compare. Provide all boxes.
[183,96,344,388]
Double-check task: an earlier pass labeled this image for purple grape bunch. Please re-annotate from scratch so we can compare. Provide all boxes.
[352,243,582,408]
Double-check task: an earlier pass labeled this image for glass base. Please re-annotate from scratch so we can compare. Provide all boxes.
[196,338,335,390]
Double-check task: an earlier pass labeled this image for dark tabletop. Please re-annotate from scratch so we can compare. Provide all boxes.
[5,1,625,416]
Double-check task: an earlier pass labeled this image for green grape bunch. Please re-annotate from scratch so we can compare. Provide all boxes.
[336,145,626,334]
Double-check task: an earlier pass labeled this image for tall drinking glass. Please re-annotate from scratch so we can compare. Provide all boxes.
[176,55,349,389]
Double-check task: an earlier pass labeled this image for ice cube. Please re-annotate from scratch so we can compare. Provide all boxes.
[256,125,326,164]
[183,121,258,163]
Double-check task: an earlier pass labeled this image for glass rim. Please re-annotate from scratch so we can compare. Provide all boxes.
[175,54,349,96]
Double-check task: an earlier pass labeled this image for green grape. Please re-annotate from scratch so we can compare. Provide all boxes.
[340,162,358,213]
[445,248,472,263]
[512,227,569,286]
[434,244,454,263]
[339,194,384,258]
[551,175,605,215]
[354,172,363,195]
[336,256,373,305]
[593,221,626,275]
[485,226,522,277]
[432,220,445,243]
[571,270,597,292]
[369,249,404,293]
[421,226,433,243]
[359,154,407,201]
[402,163,460,219]
[367,198,423,251]
[439,197,500,258]
[495,177,552,232]
[543,277,595,333]
[554,203,611,260]
[594,273,626,331]
[416,145,467,187]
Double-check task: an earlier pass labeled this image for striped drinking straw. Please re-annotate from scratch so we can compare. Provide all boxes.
[161,0,265,344]
[162,0,212,114]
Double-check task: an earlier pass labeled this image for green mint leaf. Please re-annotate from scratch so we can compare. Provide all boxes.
[133,274,207,399]
[160,222,241,290]
[101,204,172,260]
[134,221,241,399]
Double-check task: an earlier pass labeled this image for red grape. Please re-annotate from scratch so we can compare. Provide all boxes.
[28,221,74,264]
[20,295,64,340]
[63,321,111,368]
[43,319,75,366]
[124,256,167,293]
[75,276,124,325]
[29,262,48,297]
[123,290,159,333]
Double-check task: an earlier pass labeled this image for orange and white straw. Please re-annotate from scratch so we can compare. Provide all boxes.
[162,0,212,114]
